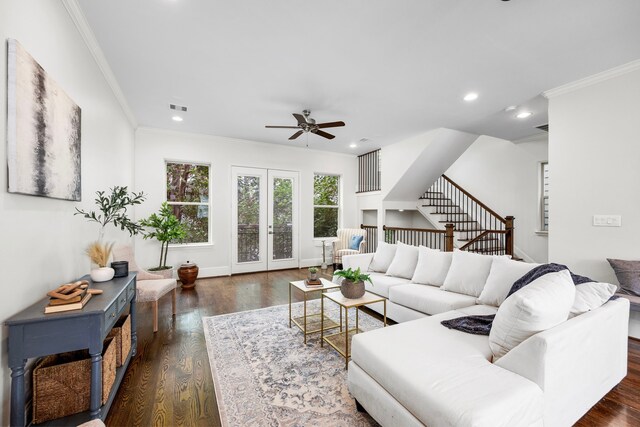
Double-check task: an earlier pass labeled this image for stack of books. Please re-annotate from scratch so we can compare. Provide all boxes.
[305,278,323,287]
[45,280,92,314]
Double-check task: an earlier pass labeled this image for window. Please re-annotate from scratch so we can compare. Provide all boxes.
[539,162,549,232]
[166,161,210,244]
[314,174,340,238]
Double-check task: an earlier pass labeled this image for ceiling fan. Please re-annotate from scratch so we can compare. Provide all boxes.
[265,109,345,140]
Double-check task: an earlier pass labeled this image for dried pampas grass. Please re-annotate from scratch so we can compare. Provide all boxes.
[86,241,114,267]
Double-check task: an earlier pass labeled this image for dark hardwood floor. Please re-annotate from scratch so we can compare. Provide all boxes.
[106,269,640,426]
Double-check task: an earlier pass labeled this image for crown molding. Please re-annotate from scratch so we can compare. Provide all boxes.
[543,59,640,99]
[61,0,138,128]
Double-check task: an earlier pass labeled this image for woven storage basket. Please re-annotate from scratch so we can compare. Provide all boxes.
[33,337,116,424]
[107,314,132,367]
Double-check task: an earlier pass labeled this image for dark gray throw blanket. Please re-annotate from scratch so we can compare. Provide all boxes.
[440,263,594,335]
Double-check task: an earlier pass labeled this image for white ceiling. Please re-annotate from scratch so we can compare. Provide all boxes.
[77,0,640,154]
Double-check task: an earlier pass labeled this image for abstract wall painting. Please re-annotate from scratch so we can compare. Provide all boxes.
[6,39,81,201]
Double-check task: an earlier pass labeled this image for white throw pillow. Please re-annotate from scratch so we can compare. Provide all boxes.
[570,282,617,317]
[386,241,419,279]
[413,248,453,287]
[368,241,397,273]
[411,246,440,285]
[441,250,495,297]
[489,269,576,361]
[477,258,540,307]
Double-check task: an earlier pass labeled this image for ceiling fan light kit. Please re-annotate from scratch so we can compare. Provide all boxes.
[266,109,345,141]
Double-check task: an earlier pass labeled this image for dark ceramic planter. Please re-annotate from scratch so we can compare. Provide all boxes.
[341,279,365,299]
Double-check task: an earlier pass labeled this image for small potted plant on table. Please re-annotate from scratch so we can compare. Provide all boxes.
[333,267,372,299]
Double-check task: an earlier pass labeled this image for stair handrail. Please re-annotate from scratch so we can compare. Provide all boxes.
[440,174,506,224]
[383,224,455,252]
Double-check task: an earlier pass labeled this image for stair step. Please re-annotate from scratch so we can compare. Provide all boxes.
[457,237,499,242]
[439,220,477,223]
[467,247,504,253]
[422,204,457,207]
[430,211,463,214]
[456,228,486,232]
[423,197,451,201]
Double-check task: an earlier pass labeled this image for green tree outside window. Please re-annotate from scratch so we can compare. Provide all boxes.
[314,174,340,238]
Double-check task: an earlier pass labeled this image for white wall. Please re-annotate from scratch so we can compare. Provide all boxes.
[0,1,136,422]
[134,128,358,275]
[445,135,549,263]
[385,210,433,229]
[547,65,640,337]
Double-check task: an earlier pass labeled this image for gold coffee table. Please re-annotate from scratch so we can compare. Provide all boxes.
[321,291,387,369]
[289,278,341,343]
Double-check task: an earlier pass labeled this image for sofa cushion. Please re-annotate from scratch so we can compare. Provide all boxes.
[477,257,540,307]
[351,311,544,427]
[365,272,410,298]
[456,304,498,316]
[386,241,419,279]
[570,282,617,317]
[369,242,397,273]
[389,284,477,315]
[442,250,495,297]
[489,269,575,361]
[411,247,452,287]
[607,258,640,295]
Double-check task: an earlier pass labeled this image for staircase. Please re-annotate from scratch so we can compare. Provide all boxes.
[418,175,514,256]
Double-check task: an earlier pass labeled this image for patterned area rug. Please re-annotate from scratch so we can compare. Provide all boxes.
[202,300,383,426]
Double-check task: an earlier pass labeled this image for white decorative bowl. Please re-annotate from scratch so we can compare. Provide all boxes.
[91,267,115,282]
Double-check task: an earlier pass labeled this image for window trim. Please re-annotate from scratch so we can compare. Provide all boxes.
[164,159,212,247]
[313,172,342,239]
[538,161,549,234]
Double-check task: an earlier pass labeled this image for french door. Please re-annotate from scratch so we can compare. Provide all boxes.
[231,167,299,274]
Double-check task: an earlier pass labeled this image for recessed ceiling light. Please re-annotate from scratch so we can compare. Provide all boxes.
[504,105,517,112]
[172,115,183,122]
[349,143,357,148]
[463,92,479,102]
[516,111,533,119]
[398,209,405,212]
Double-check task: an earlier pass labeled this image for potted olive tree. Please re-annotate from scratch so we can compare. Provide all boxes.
[75,186,146,281]
[140,202,187,278]
[333,267,372,299]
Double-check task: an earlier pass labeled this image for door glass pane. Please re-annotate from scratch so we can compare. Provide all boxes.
[237,176,260,263]
[272,177,293,260]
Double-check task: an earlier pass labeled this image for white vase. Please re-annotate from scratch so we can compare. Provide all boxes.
[91,267,115,282]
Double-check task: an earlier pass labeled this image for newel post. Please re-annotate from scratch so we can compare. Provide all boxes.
[444,223,455,252]
[505,216,515,257]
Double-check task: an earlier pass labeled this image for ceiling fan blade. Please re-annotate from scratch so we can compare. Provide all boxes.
[289,130,304,140]
[316,121,346,129]
[312,129,335,140]
[265,125,300,129]
[293,113,307,125]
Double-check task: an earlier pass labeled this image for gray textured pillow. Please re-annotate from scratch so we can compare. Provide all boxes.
[607,258,640,296]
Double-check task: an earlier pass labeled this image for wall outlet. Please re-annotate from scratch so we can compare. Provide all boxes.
[593,215,622,227]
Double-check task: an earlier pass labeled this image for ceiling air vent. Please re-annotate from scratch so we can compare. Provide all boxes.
[536,124,549,132]
[170,104,188,112]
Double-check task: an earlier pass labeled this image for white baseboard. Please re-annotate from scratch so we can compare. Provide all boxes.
[198,266,231,278]
[300,258,324,268]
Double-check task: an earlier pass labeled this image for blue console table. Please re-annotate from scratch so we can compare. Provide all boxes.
[5,273,137,426]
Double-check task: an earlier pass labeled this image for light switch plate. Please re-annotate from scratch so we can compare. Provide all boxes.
[593,215,622,227]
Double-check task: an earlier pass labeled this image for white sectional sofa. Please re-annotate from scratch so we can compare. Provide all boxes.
[341,244,630,427]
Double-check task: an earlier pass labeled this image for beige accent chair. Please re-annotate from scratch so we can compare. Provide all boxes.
[113,246,177,333]
[332,228,367,269]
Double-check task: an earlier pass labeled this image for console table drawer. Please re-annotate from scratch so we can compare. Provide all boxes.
[105,302,118,330]
[117,291,129,315]
[126,281,136,301]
